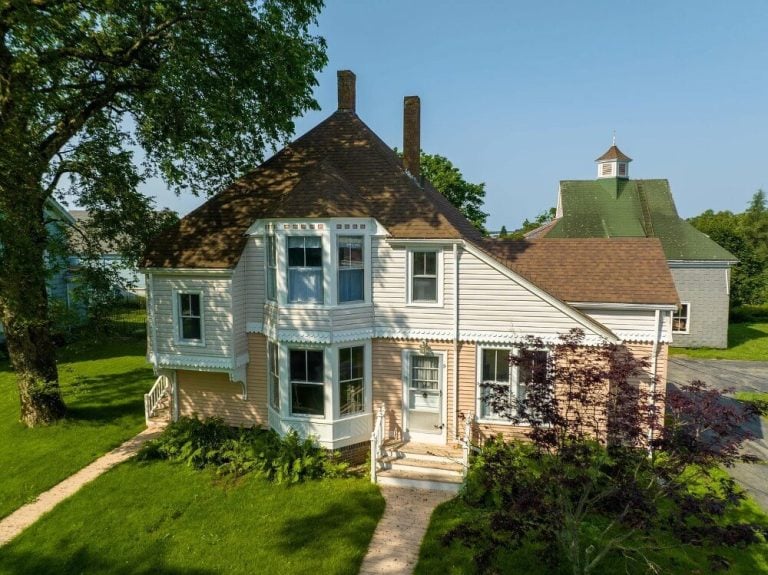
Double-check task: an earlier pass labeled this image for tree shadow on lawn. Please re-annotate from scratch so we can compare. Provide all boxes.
[0,546,217,575]
[276,487,384,566]
[728,323,768,349]
[63,367,152,424]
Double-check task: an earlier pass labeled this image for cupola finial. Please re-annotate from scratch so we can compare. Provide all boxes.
[612,130,616,146]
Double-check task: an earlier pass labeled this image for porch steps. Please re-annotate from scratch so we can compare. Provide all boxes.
[376,440,464,492]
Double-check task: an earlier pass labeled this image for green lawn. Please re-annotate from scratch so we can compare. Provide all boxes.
[416,490,768,575]
[0,338,152,519]
[670,322,768,361]
[0,461,385,575]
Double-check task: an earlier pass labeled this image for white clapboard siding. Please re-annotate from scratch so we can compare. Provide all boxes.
[244,237,266,326]
[331,305,374,332]
[277,306,332,332]
[371,238,456,331]
[457,249,590,335]
[152,274,233,358]
[579,308,670,336]
[232,255,248,359]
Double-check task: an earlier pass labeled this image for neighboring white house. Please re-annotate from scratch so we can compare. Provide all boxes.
[141,71,680,489]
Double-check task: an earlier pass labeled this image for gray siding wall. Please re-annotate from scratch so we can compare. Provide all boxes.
[244,237,266,327]
[670,266,730,348]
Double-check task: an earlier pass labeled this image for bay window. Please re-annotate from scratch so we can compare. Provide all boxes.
[290,348,325,416]
[268,342,279,411]
[266,234,277,301]
[338,345,364,416]
[338,236,364,303]
[288,236,323,303]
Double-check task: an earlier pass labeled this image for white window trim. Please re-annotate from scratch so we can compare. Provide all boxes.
[672,302,691,334]
[285,234,326,306]
[405,247,444,307]
[265,233,277,302]
[269,340,372,423]
[333,340,372,420]
[172,289,205,347]
[475,346,550,426]
[333,233,370,306]
[267,340,280,412]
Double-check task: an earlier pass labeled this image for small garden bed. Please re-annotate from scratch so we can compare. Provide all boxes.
[0,460,384,575]
[0,338,152,518]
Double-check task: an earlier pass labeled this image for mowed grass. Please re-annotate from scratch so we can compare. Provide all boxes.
[0,338,153,518]
[670,322,768,361]
[416,486,768,575]
[0,460,385,575]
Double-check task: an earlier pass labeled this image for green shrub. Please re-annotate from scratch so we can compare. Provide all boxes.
[138,416,348,483]
[730,303,768,322]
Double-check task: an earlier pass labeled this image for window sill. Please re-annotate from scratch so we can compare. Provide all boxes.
[174,339,206,348]
[672,330,690,335]
[405,301,444,308]
[476,417,529,427]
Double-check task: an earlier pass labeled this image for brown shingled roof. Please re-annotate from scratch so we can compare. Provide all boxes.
[142,110,482,269]
[595,145,632,162]
[477,237,679,305]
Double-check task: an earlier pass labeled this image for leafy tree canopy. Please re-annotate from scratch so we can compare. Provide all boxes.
[506,206,556,239]
[689,190,768,306]
[0,0,327,425]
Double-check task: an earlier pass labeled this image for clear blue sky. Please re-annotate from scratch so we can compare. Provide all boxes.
[145,0,768,230]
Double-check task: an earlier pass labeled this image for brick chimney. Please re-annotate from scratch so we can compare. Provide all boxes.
[337,70,356,112]
[403,95,420,181]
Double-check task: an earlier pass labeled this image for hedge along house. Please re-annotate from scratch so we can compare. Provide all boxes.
[527,144,737,348]
[141,71,679,491]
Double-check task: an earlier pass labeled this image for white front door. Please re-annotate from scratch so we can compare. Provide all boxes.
[403,352,446,444]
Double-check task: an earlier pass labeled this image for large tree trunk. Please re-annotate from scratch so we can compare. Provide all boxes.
[0,173,66,426]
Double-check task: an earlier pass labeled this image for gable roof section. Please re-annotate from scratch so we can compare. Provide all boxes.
[143,111,482,269]
[478,237,679,306]
[545,179,737,262]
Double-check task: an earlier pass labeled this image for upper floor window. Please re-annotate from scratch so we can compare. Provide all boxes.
[288,236,323,304]
[410,250,439,303]
[266,234,277,301]
[338,236,364,303]
[672,303,690,334]
[338,345,364,416]
[289,348,325,416]
[178,292,202,342]
[479,348,548,421]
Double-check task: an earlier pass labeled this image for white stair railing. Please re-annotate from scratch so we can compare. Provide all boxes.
[144,374,171,425]
[370,403,386,484]
[461,411,474,476]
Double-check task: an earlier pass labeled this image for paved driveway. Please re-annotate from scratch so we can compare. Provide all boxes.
[668,357,768,512]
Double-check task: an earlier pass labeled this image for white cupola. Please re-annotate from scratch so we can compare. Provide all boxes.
[595,139,632,179]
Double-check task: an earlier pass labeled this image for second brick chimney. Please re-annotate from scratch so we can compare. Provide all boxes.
[337,70,356,112]
[403,95,420,181]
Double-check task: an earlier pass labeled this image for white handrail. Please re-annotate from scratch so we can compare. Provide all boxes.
[462,411,473,475]
[370,403,386,483]
[144,374,170,425]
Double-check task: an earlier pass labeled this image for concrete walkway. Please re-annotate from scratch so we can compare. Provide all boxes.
[359,486,454,575]
[0,425,163,546]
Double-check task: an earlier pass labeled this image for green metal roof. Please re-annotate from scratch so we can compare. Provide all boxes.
[546,179,737,262]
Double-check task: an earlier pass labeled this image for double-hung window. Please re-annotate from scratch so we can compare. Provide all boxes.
[338,236,364,303]
[268,342,280,411]
[480,348,548,420]
[178,293,202,342]
[338,346,364,416]
[288,236,323,303]
[672,303,690,334]
[289,349,325,416]
[266,234,277,301]
[410,250,438,303]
